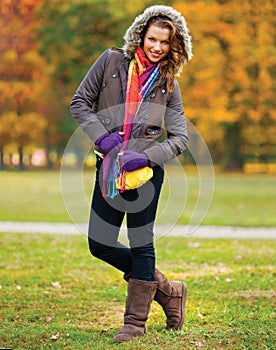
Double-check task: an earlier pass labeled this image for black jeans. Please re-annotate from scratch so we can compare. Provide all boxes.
[88,156,164,281]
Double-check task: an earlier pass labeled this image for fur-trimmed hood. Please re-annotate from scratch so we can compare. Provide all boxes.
[123,5,193,65]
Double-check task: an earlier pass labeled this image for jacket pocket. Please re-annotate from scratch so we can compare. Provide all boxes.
[143,125,163,140]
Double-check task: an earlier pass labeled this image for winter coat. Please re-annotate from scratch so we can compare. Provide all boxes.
[70,5,192,166]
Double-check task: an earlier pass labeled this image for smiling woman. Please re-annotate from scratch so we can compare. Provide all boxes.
[70,4,193,344]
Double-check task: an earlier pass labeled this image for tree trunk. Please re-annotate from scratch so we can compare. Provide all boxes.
[0,145,4,170]
[223,122,244,170]
[18,145,25,171]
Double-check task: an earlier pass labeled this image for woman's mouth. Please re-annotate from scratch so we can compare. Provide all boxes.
[150,51,161,59]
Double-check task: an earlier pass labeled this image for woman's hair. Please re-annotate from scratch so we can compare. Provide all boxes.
[141,16,188,93]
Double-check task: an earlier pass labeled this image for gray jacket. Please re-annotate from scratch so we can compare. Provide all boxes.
[70,5,192,166]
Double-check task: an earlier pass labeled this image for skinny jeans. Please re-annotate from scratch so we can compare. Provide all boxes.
[88,156,164,281]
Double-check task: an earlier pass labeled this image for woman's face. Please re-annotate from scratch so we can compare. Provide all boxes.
[143,24,171,63]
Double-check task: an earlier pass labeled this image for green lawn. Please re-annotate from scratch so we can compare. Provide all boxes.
[0,233,275,349]
[0,168,275,226]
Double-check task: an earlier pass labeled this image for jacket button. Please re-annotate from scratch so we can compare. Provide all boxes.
[112,74,117,78]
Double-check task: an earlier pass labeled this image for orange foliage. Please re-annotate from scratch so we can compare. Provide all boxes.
[176,0,276,163]
[0,0,50,152]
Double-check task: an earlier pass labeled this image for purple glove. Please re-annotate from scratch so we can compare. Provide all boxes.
[119,150,150,172]
[95,131,123,154]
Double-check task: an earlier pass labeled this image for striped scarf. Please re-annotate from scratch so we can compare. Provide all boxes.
[102,48,160,198]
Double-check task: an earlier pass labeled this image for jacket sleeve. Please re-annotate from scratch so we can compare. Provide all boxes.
[70,50,112,142]
[143,80,189,166]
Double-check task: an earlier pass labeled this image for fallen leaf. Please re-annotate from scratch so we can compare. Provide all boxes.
[195,341,204,347]
[225,278,233,283]
[46,316,52,323]
[188,242,201,248]
[51,282,62,289]
[50,332,60,340]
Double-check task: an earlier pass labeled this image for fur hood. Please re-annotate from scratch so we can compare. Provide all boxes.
[123,5,193,66]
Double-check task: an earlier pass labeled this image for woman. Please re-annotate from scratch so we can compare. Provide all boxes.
[70,5,192,343]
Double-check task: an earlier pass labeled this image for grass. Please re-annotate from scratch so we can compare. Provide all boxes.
[1,167,275,348]
[0,168,276,226]
[0,232,275,349]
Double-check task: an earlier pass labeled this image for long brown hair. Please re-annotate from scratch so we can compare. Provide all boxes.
[141,16,188,93]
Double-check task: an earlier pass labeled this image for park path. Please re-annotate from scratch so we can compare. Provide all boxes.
[0,221,276,239]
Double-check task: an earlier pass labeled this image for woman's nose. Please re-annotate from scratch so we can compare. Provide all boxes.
[153,42,161,51]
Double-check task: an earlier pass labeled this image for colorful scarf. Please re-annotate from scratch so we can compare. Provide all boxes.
[102,48,160,198]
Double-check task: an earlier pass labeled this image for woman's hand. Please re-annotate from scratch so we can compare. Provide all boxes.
[119,150,150,172]
[95,131,123,154]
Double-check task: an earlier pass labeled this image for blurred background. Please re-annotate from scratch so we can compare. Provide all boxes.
[0,0,275,173]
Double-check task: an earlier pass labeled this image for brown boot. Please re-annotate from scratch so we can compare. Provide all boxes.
[154,269,187,330]
[114,278,157,343]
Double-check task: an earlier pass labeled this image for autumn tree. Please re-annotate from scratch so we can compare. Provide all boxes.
[0,0,50,169]
[176,0,276,170]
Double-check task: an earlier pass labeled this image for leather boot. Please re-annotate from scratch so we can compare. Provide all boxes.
[114,278,157,343]
[154,268,187,330]
[124,269,187,330]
